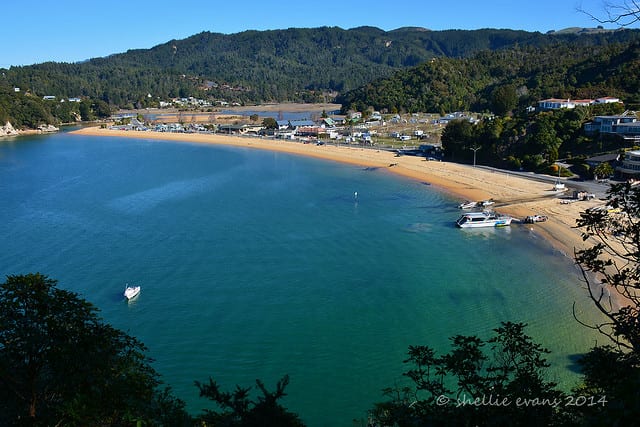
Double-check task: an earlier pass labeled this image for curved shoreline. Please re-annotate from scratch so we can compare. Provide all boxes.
[70,126,600,263]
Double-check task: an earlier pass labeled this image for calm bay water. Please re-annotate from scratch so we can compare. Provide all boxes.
[0,131,604,426]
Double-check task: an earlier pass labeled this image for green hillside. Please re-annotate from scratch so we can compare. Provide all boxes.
[2,27,639,108]
[337,37,640,114]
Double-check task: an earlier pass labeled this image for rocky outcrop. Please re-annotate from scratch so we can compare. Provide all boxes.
[0,122,19,137]
[37,124,59,133]
[0,122,60,137]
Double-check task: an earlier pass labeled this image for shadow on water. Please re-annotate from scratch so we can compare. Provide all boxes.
[566,353,588,375]
[446,288,506,305]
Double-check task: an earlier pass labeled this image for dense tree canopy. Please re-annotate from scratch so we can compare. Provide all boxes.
[0,273,190,426]
[338,36,640,115]
[439,103,628,173]
[2,27,640,108]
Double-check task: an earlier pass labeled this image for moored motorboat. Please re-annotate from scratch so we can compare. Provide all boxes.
[124,285,141,300]
[456,210,513,228]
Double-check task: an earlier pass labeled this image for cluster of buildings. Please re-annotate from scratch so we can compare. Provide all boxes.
[537,97,621,110]
[538,96,640,141]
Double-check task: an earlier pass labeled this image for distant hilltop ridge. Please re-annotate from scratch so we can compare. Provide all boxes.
[2,26,639,109]
[549,26,620,34]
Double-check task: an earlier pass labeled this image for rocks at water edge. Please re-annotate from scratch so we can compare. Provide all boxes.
[37,124,59,133]
[0,122,60,137]
[0,122,19,137]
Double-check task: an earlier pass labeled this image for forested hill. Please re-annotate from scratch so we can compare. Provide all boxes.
[337,36,640,114]
[2,26,640,107]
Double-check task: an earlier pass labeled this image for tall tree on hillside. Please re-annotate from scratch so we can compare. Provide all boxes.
[490,85,518,117]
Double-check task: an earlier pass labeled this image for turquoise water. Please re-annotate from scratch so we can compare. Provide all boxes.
[0,132,604,426]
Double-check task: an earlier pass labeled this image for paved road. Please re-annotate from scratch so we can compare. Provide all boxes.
[474,165,613,199]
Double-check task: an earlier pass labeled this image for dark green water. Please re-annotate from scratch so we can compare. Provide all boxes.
[0,132,604,426]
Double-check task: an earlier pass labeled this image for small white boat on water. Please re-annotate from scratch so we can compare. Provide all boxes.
[554,180,566,191]
[124,285,141,301]
[456,210,513,228]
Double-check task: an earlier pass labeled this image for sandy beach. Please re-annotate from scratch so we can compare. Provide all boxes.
[71,127,602,261]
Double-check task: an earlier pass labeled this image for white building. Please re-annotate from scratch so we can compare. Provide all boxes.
[617,150,640,178]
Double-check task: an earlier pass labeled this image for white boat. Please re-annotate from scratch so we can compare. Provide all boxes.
[124,285,141,300]
[458,199,494,209]
[554,180,566,191]
[524,214,548,224]
[458,200,478,209]
[456,210,513,228]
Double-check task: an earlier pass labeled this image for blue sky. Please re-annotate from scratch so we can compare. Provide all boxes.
[2,0,635,68]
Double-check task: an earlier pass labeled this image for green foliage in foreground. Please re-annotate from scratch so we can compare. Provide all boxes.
[196,375,304,426]
[0,273,191,426]
[370,322,578,426]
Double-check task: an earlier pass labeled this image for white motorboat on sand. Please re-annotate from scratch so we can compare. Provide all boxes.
[458,200,478,209]
[524,214,548,224]
[457,199,494,209]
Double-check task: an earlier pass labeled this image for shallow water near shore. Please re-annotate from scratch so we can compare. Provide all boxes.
[0,132,605,426]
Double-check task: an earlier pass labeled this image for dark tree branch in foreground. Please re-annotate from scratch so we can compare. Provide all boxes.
[579,0,640,26]
[574,182,640,352]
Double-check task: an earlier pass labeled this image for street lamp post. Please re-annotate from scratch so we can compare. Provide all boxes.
[470,145,481,167]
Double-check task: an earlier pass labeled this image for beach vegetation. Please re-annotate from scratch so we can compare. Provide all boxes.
[593,161,614,179]
[439,104,633,172]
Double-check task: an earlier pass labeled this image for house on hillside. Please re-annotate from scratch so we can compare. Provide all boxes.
[584,113,640,140]
[538,98,593,110]
[617,150,640,179]
[538,97,621,111]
